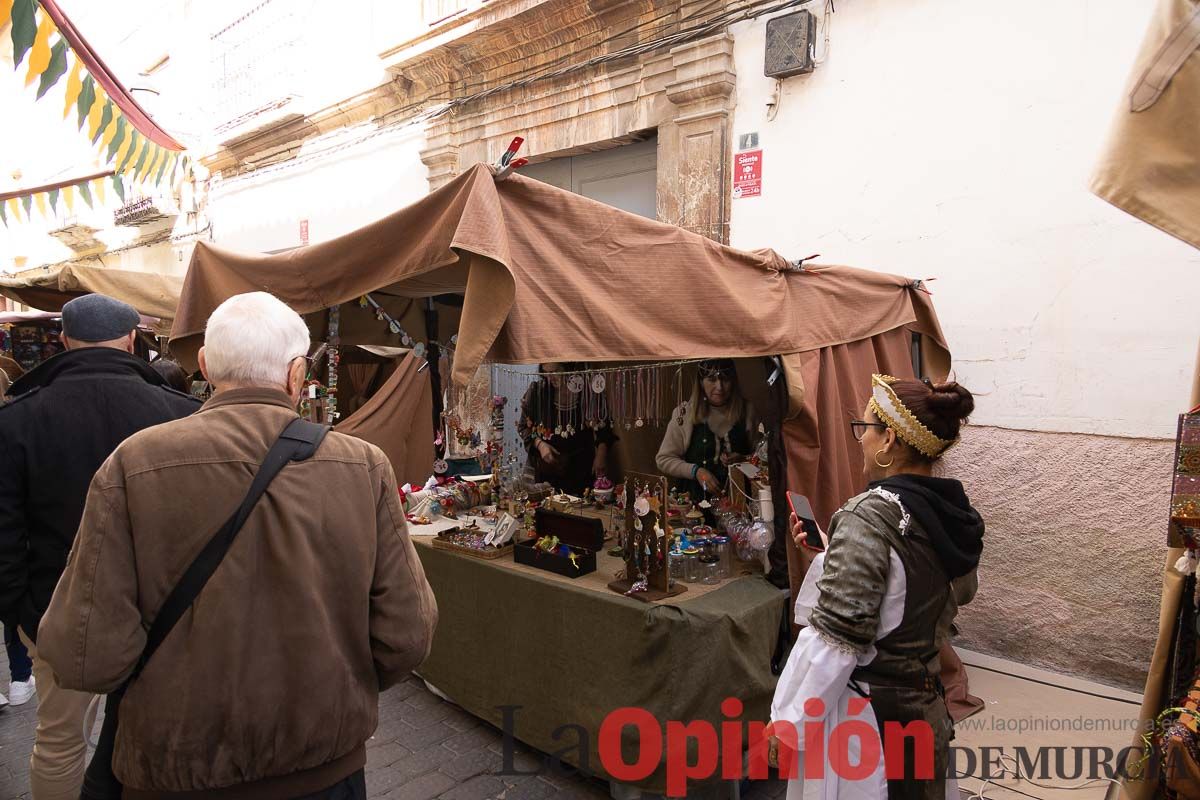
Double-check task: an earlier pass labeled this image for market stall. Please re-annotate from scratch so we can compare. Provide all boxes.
[0,264,183,334]
[168,163,952,793]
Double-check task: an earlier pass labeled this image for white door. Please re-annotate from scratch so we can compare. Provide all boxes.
[521,137,657,219]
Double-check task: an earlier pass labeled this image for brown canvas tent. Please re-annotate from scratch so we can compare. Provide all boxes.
[170,163,952,598]
[0,264,183,323]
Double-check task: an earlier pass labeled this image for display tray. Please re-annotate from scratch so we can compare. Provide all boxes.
[513,538,596,577]
[430,538,514,560]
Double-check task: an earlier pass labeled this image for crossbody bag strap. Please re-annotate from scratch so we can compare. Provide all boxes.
[129,417,329,683]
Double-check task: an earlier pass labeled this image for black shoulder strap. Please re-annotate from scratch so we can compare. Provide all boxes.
[130,417,329,682]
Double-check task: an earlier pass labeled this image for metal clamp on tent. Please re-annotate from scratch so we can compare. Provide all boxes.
[493,136,528,180]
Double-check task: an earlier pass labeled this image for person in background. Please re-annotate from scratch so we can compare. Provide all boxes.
[769,375,983,799]
[39,291,438,799]
[0,294,200,800]
[0,364,35,713]
[0,352,22,384]
[656,358,756,500]
[519,362,617,495]
[149,357,190,394]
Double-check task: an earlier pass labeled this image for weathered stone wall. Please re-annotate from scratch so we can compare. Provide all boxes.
[945,425,1173,691]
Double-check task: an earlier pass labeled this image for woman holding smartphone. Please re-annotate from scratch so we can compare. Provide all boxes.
[770,374,983,799]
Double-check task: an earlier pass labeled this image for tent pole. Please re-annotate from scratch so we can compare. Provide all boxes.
[426,298,444,459]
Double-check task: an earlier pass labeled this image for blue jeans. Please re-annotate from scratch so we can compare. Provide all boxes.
[4,624,31,683]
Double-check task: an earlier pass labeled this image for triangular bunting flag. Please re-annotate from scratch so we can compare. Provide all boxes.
[112,174,124,203]
[24,11,56,87]
[62,55,83,119]
[48,188,60,213]
[36,38,68,99]
[33,191,47,217]
[10,0,38,70]
[93,177,106,206]
[62,184,75,214]
[78,180,93,208]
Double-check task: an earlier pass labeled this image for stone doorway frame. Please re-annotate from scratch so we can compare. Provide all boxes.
[419,33,736,243]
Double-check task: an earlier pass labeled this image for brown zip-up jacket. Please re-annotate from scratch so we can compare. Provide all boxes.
[38,388,438,798]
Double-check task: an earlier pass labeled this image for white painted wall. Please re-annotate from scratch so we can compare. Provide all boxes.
[207,124,429,253]
[729,0,1200,440]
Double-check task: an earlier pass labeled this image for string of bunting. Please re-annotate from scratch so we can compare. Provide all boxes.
[0,168,119,226]
[1,0,189,214]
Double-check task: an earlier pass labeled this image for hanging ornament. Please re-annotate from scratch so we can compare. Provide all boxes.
[634,496,651,517]
[567,374,585,394]
[592,373,606,393]
[413,342,427,359]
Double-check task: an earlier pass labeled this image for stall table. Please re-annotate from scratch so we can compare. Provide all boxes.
[410,520,788,796]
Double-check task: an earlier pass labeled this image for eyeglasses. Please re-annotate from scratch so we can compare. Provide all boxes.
[849,419,888,441]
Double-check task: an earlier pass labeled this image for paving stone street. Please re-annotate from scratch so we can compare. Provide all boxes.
[0,662,785,800]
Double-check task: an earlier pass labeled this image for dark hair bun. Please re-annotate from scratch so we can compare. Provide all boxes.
[926,381,974,423]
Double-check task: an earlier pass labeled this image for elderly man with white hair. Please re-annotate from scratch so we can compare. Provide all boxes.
[38,292,438,800]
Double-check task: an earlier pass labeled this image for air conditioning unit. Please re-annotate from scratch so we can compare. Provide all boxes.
[764,10,816,79]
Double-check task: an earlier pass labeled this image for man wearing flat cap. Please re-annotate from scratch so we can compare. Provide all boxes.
[0,294,199,800]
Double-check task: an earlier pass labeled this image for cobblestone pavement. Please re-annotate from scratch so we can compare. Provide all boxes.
[0,666,786,800]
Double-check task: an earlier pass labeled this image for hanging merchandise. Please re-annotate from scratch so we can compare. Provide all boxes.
[1171,409,1200,575]
[358,294,414,347]
[326,306,340,422]
[491,358,705,435]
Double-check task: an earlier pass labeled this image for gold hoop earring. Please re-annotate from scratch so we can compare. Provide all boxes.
[874,450,894,469]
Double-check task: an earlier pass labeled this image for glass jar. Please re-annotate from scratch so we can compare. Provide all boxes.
[713,535,733,579]
[669,550,687,583]
[698,541,722,585]
[682,547,700,582]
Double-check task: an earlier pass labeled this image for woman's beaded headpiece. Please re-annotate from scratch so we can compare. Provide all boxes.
[868,374,957,459]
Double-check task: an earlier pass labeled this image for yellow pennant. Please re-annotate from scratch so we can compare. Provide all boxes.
[137,142,159,184]
[62,185,75,214]
[24,12,57,86]
[113,133,136,175]
[34,192,48,218]
[62,56,84,119]
[6,198,20,222]
[87,90,108,140]
[93,178,106,206]
[0,0,14,31]
[99,114,120,153]
[143,146,164,185]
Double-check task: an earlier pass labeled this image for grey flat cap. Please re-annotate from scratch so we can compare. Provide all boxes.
[61,294,140,343]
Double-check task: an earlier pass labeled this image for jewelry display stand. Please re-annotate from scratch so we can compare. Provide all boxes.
[608,472,686,602]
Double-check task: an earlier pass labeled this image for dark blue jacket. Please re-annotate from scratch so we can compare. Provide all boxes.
[0,347,199,640]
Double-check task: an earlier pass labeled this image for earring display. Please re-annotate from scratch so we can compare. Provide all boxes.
[608,472,686,601]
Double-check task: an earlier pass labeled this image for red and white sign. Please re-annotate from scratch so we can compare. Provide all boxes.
[733,149,763,199]
[300,219,310,246]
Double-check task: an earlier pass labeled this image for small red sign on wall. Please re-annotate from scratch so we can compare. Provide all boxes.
[733,149,762,199]
[300,219,310,246]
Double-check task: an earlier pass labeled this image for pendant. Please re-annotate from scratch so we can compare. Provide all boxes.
[592,374,606,393]
[567,375,585,394]
[635,418,644,428]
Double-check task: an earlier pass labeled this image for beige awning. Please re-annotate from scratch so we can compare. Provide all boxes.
[0,264,183,321]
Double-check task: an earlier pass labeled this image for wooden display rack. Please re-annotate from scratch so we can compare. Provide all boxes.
[607,472,686,602]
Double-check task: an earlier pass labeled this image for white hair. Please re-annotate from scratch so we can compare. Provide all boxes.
[203,292,310,389]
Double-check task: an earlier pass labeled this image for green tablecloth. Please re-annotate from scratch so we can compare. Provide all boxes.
[413,543,788,793]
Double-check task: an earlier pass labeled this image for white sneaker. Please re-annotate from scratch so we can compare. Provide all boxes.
[8,677,34,706]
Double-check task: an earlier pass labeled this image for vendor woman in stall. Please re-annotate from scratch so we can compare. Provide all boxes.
[656,358,756,500]
[519,363,617,495]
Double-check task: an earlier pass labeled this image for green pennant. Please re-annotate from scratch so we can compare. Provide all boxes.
[21,195,32,217]
[76,75,96,131]
[10,0,38,70]
[48,188,60,212]
[129,139,151,180]
[116,129,141,174]
[154,151,171,185]
[36,39,69,99]
[90,100,111,145]
[112,175,124,203]
[105,117,127,163]
[78,180,93,208]
[0,201,8,227]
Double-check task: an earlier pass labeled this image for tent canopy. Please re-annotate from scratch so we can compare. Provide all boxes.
[170,164,948,388]
[0,264,183,322]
